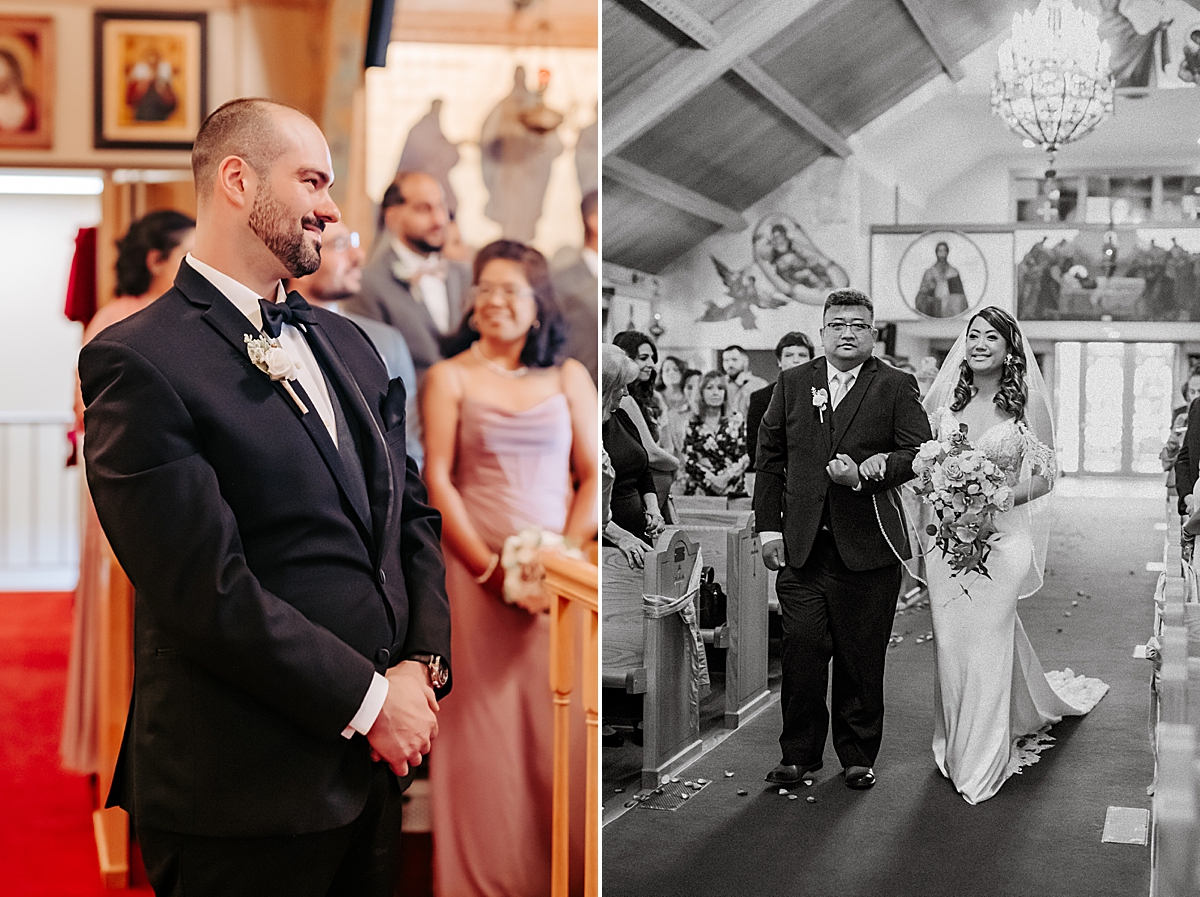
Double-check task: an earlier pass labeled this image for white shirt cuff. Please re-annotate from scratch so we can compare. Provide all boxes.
[759,532,782,545]
[341,671,389,739]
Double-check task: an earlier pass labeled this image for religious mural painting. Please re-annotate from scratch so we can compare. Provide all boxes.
[897,230,989,320]
[701,214,849,330]
[1099,0,1200,90]
[93,11,207,150]
[0,15,53,150]
[1015,227,1200,321]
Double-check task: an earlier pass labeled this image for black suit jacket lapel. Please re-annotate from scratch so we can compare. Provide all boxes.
[177,262,376,543]
[832,358,877,453]
[811,358,832,457]
[304,320,395,551]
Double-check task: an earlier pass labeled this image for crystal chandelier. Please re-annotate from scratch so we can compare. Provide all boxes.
[991,0,1114,168]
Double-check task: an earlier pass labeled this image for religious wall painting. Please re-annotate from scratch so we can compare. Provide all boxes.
[0,16,53,150]
[1015,227,1200,321]
[898,230,989,320]
[868,229,1014,324]
[94,12,207,150]
[699,214,849,330]
[1099,0,1200,90]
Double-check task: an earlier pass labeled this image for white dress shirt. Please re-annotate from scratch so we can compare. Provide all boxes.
[184,254,389,739]
[760,361,866,548]
[392,238,450,334]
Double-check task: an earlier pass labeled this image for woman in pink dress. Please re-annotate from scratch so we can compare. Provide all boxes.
[422,239,598,896]
[62,210,195,774]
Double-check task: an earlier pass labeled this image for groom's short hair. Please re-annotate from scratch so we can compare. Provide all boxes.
[824,288,873,317]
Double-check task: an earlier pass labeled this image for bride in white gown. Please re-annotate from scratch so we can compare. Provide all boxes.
[905,306,1108,805]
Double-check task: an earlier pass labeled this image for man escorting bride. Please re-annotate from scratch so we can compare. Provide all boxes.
[909,305,1107,804]
[756,292,1107,805]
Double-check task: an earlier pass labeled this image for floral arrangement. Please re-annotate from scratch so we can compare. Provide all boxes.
[500,527,585,615]
[909,423,1015,583]
[244,334,308,413]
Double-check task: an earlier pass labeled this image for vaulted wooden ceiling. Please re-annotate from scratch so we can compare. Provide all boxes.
[602,0,1034,274]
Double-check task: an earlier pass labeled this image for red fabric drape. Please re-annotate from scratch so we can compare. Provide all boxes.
[63,227,98,325]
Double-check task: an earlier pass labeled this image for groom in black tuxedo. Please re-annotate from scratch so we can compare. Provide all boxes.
[79,98,450,897]
[754,289,930,790]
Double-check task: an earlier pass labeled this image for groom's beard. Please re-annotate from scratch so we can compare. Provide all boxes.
[249,187,323,278]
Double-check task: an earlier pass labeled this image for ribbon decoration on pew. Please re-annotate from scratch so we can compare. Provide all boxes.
[643,548,709,732]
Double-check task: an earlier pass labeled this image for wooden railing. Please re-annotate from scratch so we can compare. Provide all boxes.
[542,547,598,897]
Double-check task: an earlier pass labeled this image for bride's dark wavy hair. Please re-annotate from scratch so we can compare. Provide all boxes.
[950,306,1028,422]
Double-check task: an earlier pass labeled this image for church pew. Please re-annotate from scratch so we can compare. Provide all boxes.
[671,494,730,514]
[1152,722,1198,897]
[672,508,770,728]
[602,529,704,789]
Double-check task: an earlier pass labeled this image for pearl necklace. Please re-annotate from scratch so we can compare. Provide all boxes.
[472,341,528,378]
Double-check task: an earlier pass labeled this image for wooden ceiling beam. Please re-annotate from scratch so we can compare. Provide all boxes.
[604,0,821,156]
[635,0,850,158]
[604,156,749,231]
[896,0,964,81]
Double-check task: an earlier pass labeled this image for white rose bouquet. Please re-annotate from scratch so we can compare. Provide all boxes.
[909,422,1013,584]
[499,527,585,615]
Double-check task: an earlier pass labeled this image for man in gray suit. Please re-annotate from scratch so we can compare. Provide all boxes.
[290,219,423,468]
[551,190,599,383]
[346,171,470,379]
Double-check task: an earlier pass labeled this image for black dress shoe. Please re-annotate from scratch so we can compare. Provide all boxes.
[844,766,876,789]
[765,762,822,785]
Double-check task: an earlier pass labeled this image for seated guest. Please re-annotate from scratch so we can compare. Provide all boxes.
[721,344,768,420]
[346,171,471,379]
[421,238,597,897]
[602,344,654,568]
[683,371,750,497]
[288,219,423,468]
[1162,368,1200,496]
[746,331,814,469]
[612,330,678,514]
[63,209,195,776]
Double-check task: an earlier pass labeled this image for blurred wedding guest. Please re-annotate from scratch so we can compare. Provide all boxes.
[422,239,597,897]
[602,344,653,568]
[347,171,470,378]
[722,344,768,420]
[683,371,750,498]
[552,190,599,383]
[612,330,679,514]
[915,355,940,398]
[62,209,195,774]
[288,219,422,468]
[746,331,813,470]
[656,355,689,456]
[1162,367,1200,495]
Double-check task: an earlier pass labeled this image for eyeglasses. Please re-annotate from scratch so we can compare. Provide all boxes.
[471,283,534,301]
[330,232,360,252]
[823,321,874,336]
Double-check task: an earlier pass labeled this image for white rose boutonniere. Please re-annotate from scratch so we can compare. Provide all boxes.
[812,387,829,423]
[244,334,309,414]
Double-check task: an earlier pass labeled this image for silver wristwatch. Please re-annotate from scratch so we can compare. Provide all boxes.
[408,653,449,688]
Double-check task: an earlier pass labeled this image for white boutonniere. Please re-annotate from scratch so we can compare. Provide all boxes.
[812,387,829,423]
[244,334,309,414]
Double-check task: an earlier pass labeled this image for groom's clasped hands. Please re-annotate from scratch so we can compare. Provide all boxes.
[366,661,441,777]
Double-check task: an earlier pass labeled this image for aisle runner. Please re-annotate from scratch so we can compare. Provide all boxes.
[603,493,1157,897]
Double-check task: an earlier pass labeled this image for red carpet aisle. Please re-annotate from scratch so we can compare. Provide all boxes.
[0,592,149,897]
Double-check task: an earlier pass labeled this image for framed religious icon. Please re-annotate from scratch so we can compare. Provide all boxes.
[93,11,207,150]
[897,230,989,320]
[0,16,54,149]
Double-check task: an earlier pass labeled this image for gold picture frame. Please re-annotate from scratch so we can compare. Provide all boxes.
[94,11,206,150]
[0,15,54,150]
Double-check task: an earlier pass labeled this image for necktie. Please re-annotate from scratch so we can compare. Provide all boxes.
[831,372,853,410]
[259,291,317,339]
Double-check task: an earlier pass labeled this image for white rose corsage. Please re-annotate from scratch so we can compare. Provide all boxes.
[244,334,308,414]
[812,386,829,423]
[499,526,584,615]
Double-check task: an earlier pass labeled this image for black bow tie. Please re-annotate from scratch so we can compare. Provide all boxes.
[259,291,317,338]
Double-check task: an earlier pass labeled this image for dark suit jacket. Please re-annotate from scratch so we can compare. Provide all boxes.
[746,381,776,468]
[346,243,470,378]
[1175,397,1200,514]
[753,356,931,571]
[551,256,598,384]
[79,261,451,839]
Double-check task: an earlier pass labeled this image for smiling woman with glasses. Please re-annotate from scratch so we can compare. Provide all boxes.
[420,238,598,897]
